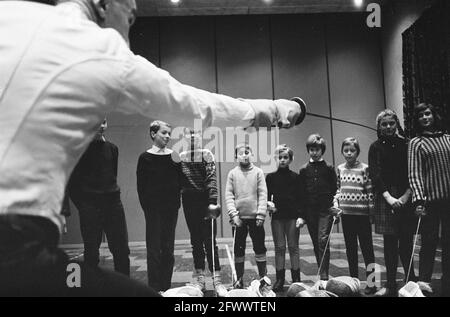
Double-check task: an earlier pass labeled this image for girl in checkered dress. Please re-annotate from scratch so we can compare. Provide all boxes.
[368,110,417,297]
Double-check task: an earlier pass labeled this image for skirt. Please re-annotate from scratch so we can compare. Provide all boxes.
[373,186,416,235]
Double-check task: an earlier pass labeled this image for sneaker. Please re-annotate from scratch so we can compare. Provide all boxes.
[374,287,398,297]
[364,285,378,295]
[214,283,228,297]
[417,281,433,295]
[258,276,273,297]
[188,269,206,291]
[213,274,228,297]
[399,281,425,297]
[313,280,328,290]
[233,277,244,289]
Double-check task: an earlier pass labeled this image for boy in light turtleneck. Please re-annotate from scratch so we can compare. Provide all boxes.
[225,143,268,289]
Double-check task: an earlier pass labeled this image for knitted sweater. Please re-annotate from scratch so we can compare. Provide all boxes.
[336,161,374,216]
[225,164,267,221]
[368,135,409,194]
[408,132,450,204]
[180,149,218,204]
[136,152,181,211]
[298,160,337,210]
[68,139,120,194]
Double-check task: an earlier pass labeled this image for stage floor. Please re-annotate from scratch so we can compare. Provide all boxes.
[62,233,443,297]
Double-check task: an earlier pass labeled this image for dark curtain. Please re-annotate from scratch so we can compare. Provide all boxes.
[402,0,450,137]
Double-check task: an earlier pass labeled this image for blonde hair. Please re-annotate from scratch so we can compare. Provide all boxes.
[149,120,171,140]
[375,109,405,138]
[275,144,294,161]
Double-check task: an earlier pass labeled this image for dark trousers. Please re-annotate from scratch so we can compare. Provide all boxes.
[233,219,267,261]
[383,232,417,288]
[341,215,375,278]
[71,191,130,276]
[271,219,300,270]
[306,208,333,280]
[0,215,158,297]
[419,201,450,292]
[182,192,220,273]
[143,204,178,292]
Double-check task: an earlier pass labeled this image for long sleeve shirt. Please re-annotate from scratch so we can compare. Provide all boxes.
[136,152,181,211]
[68,139,120,195]
[266,168,303,220]
[408,132,450,204]
[0,1,296,232]
[298,160,337,210]
[180,149,218,204]
[225,164,267,221]
[368,136,410,195]
[336,161,374,216]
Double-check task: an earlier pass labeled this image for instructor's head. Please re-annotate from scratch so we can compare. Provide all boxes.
[57,0,137,45]
[96,0,137,45]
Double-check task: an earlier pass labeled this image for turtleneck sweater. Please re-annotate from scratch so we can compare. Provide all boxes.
[225,163,267,221]
[266,167,303,219]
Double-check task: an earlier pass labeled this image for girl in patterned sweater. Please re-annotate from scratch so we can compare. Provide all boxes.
[336,137,376,295]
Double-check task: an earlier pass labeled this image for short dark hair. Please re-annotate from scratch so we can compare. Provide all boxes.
[149,120,171,140]
[341,137,360,155]
[306,134,326,154]
[413,103,444,135]
[235,143,252,158]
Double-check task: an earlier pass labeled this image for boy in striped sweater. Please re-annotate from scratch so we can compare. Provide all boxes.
[226,143,268,289]
[336,137,376,295]
[408,103,450,296]
[180,129,227,296]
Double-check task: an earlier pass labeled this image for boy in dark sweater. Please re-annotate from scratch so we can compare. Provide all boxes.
[266,145,305,292]
[298,134,338,281]
[136,120,181,292]
[68,119,130,276]
[180,129,227,296]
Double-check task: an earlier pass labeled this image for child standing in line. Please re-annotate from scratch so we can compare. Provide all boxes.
[68,119,130,276]
[136,120,181,293]
[266,145,305,292]
[408,103,450,296]
[180,129,227,296]
[298,134,339,281]
[226,143,268,289]
[369,109,417,297]
[336,137,377,295]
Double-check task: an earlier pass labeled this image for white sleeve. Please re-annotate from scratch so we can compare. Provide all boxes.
[118,54,256,129]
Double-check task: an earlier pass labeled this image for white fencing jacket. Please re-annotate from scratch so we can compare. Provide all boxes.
[0,1,292,233]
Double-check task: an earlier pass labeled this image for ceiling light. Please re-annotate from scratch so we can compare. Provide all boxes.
[354,0,363,7]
